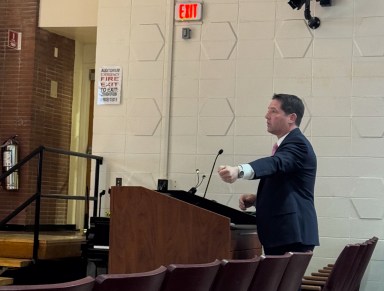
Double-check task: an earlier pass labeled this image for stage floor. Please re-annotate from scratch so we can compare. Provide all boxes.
[0,231,85,260]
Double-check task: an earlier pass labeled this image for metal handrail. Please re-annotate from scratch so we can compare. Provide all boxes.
[0,145,103,262]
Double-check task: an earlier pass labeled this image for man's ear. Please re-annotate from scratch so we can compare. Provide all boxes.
[289,113,297,124]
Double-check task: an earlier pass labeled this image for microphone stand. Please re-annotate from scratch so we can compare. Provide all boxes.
[203,149,223,198]
[98,190,106,217]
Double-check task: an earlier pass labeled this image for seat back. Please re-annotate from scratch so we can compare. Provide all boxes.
[276,252,313,291]
[161,260,221,291]
[0,276,94,291]
[93,266,167,291]
[248,253,291,291]
[346,237,378,291]
[211,257,260,291]
[322,244,360,291]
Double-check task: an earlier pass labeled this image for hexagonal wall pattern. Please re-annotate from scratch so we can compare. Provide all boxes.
[300,98,312,134]
[201,22,237,60]
[352,117,384,137]
[351,177,384,199]
[351,198,384,219]
[199,99,234,135]
[128,98,161,135]
[131,24,164,61]
[351,178,384,219]
[352,97,384,117]
[354,17,384,57]
[275,20,313,58]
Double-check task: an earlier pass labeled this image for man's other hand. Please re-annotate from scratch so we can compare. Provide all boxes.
[239,194,256,210]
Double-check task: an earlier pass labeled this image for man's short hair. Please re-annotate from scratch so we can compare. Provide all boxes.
[272,94,305,126]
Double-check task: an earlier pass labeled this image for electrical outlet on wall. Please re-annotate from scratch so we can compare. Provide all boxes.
[116,177,122,186]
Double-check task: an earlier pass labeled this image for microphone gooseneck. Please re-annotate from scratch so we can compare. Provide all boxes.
[188,169,206,194]
[188,174,207,195]
[195,169,200,188]
[196,175,206,188]
[203,149,224,198]
[188,169,200,194]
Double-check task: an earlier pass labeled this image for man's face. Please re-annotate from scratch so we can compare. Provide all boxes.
[265,99,295,138]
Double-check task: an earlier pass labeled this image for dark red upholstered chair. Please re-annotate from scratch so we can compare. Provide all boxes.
[93,265,166,291]
[161,260,221,291]
[248,253,291,291]
[345,237,378,291]
[0,276,94,291]
[302,237,379,291]
[210,256,260,291]
[277,251,313,291]
[301,244,361,291]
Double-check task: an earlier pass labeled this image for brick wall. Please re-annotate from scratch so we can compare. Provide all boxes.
[0,0,75,226]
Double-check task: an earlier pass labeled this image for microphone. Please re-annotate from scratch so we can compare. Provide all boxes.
[203,149,224,198]
[188,169,206,194]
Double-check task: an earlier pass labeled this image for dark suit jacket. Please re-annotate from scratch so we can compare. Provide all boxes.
[249,128,319,248]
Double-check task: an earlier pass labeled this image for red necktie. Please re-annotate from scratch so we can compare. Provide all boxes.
[272,143,278,155]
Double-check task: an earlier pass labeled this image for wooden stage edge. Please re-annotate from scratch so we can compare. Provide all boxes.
[0,231,85,260]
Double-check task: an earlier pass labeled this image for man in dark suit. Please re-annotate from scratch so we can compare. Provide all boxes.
[218,94,319,255]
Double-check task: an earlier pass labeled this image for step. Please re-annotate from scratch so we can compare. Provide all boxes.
[0,277,13,286]
[0,257,32,268]
[0,231,85,259]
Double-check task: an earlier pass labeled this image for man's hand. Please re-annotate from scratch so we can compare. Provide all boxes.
[239,194,256,211]
[218,165,239,183]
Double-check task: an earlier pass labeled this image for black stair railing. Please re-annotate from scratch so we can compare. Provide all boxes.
[0,145,103,262]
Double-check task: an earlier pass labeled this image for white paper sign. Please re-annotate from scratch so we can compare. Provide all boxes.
[97,66,122,105]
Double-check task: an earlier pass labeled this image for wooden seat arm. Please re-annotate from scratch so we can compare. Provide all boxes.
[303,276,327,281]
[302,279,326,286]
[301,285,322,291]
[311,272,329,277]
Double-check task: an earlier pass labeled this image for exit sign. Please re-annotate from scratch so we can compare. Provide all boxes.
[175,3,202,21]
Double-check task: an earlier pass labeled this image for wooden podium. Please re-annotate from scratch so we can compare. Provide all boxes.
[109,186,260,274]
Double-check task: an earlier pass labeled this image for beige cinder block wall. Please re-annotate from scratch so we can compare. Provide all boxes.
[93,0,384,289]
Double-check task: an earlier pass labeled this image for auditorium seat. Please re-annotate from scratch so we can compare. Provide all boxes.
[248,253,291,291]
[211,256,260,291]
[161,260,221,291]
[301,237,378,291]
[277,251,313,291]
[347,237,378,291]
[93,265,166,291]
[302,244,360,290]
[0,276,94,291]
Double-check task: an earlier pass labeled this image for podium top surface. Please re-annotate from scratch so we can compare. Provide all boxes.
[161,190,256,226]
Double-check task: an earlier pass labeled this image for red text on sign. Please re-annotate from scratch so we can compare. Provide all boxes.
[178,4,198,20]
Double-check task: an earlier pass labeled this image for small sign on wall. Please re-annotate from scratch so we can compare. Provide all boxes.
[175,2,202,21]
[97,66,122,105]
[7,30,22,50]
